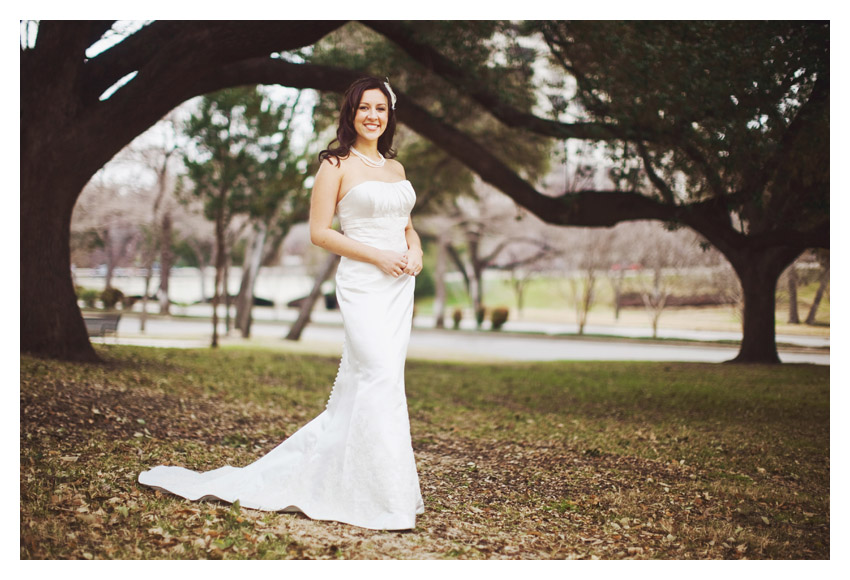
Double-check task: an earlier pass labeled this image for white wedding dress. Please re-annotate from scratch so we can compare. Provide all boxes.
[139,180,424,530]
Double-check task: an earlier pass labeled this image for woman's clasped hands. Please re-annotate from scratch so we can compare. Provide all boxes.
[373,248,422,278]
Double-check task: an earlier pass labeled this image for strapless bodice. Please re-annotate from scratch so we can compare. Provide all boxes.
[336,180,415,251]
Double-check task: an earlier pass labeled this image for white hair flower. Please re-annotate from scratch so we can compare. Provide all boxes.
[384,77,397,110]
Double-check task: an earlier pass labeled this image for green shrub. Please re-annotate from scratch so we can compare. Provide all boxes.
[452,308,463,330]
[491,307,509,330]
[475,306,487,328]
[100,287,124,310]
[76,286,99,308]
[122,295,140,309]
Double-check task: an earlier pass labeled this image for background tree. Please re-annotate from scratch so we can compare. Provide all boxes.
[180,86,295,347]
[551,228,616,335]
[786,261,801,324]
[172,209,216,304]
[627,223,704,339]
[71,175,144,291]
[805,250,830,326]
[126,119,183,320]
[439,185,555,320]
[233,148,312,338]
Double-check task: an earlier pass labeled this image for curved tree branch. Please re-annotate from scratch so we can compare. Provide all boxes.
[365,20,734,202]
[82,21,185,103]
[84,21,118,51]
[53,23,346,189]
[188,58,761,257]
[636,141,676,204]
[361,20,638,143]
[85,21,346,108]
[752,72,830,202]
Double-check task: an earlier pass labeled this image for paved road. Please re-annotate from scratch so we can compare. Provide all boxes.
[100,314,829,366]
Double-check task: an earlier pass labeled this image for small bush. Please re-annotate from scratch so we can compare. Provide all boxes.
[76,286,99,308]
[475,306,487,328]
[100,287,124,310]
[122,295,140,309]
[452,308,463,330]
[491,307,509,330]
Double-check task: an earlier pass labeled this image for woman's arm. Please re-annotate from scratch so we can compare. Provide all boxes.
[403,217,424,276]
[309,159,410,277]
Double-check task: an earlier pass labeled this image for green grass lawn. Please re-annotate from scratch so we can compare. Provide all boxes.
[20,346,829,559]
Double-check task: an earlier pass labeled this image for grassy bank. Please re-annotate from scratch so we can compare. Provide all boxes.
[20,346,828,559]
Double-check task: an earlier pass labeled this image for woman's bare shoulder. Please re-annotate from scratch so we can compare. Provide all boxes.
[387,158,407,179]
[314,157,346,193]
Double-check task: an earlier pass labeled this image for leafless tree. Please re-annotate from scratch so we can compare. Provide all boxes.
[786,261,801,324]
[285,254,340,341]
[443,184,556,323]
[805,250,829,326]
[126,116,184,324]
[550,227,617,335]
[71,171,147,290]
[621,222,727,337]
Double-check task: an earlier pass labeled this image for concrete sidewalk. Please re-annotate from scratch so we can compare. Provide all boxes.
[144,303,831,348]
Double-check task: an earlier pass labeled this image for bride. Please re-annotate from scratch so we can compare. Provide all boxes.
[139,77,425,530]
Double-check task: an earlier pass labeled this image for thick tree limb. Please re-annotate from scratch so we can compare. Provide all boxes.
[364,20,738,202]
[185,59,763,254]
[636,141,676,204]
[83,21,346,105]
[362,20,635,143]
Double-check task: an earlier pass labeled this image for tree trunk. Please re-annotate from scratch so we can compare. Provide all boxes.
[159,212,173,315]
[199,265,208,304]
[787,262,799,324]
[211,203,227,348]
[21,88,101,364]
[433,235,447,329]
[733,273,780,363]
[224,257,232,334]
[140,268,153,333]
[236,223,267,338]
[467,236,484,316]
[572,271,596,336]
[511,272,527,316]
[728,248,801,364]
[610,269,624,321]
[286,254,340,341]
[21,179,99,361]
[639,266,668,339]
[103,230,115,290]
[805,265,829,325]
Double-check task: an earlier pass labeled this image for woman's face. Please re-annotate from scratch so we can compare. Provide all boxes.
[353,88,389,144]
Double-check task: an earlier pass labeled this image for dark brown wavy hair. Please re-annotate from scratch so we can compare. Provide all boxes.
[319,76,397,166]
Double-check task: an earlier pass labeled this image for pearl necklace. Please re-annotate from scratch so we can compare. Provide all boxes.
[350,146,386,168]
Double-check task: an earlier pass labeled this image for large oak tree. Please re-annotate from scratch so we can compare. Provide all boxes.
[21,21,343,361]
[363,20,829,363]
